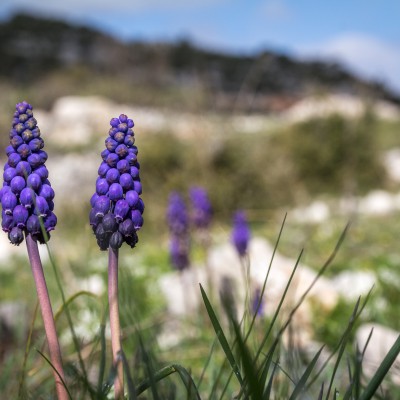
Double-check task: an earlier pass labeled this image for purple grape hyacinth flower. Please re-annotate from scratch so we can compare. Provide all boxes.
[231,211,250,257]
[189,187,212,230]
[169,236,190,271]
[167,192,188,236]
[89,114,144,251]
[166,192,190,271]
[1,101,57,245]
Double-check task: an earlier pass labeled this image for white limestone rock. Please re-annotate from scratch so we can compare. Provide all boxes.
[356,323,400,386]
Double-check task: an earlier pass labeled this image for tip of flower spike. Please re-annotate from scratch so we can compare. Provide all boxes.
[16,101,32,114]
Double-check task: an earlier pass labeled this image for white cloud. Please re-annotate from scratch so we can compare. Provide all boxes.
[298,33,400,94]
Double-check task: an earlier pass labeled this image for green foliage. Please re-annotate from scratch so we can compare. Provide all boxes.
[275,113,387,196]
[311,297,363,350]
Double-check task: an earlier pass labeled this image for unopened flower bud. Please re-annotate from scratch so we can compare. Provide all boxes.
[8,226,24,245]
[110,231,123,250]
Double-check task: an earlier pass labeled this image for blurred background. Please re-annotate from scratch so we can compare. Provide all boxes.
[0,1,400,396]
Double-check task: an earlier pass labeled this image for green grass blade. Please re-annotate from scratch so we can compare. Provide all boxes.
[263,360,278,399]
[137,331,160,400]
[200,284,244,385]
[248,223,349,399]
[259,343,279,391]
[253,248,303,368]
[36,349,73,400]
[289,345,325,400]
[232,320,263,399]
[237,249,303,398]
[197,337,218,390]
[44,243,93,399]
[359,333,400,400]
[208,358,229,399]
[174,364,202,400]
[97,321,107,397]
[135,365,175,395]
[18,301,38,400]
[245,213,288,343]
[344,327,374,400]
[102,361,118,396]
[317,383,324,400]
[119,350,137,400]
[342,356,354,400]
[325,297,361,400]
[53,290,100,321]
[216,214,289,399]
[308,286,373,389]
[217,365,234,400]
[135,364,201,399]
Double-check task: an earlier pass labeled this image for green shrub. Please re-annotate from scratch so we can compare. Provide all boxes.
[274,113,388,196]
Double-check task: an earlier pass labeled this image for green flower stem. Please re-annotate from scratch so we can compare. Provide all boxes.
[25,234,68,400]
[108,247,124,399]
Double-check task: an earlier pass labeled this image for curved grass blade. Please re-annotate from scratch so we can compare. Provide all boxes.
[359,333,400,400]
[36,349,73,400]
[289,345,324,400]
[54,290,101,321]
[200,284,244,386]
[135,364,201,399]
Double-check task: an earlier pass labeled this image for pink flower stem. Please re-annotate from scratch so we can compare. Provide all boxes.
[108,247,124,399]
[25,234,69,400]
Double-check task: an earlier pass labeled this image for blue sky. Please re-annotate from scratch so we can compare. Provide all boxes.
[1,0,400,93]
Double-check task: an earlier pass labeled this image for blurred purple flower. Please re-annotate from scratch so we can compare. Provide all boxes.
[167,192,190,271]
[189,187,212,229]
[1,101,57,245]
[166,192,188,235]
[169,236,190,271]
[252,287,264,317]
[231,211,250,257]
[89,114,143,251]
